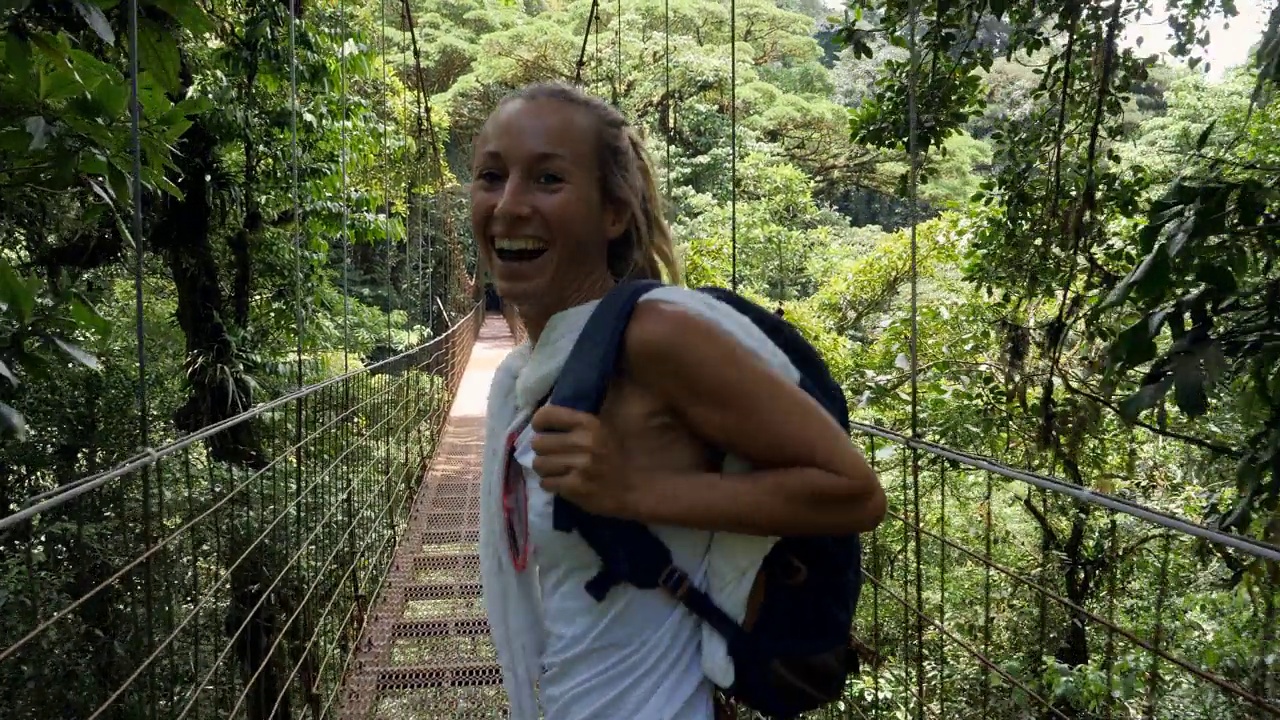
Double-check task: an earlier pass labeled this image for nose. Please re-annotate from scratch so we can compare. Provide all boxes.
[494,175,532,221]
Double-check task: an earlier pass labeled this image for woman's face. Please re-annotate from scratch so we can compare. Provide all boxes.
[469,97,625,321]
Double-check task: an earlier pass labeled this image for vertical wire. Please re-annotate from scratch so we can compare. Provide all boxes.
[427,191,435,332]
[340,0,351,373]
[127,0,146,447]
[664,0,670,213]
[288,0,308,688]
[729,0,737,293]
[869,435,881,719]
[906,0,922,443]
[1143,536,1173,719]
[126,0,154,713]
[382,0,392,354]
[981,466,993,717]
[938,460,947,719]
[337,0,359,652]
[905,0,924,716]
[1104,512,1118,719]
[380,0,394,527]
[613,0,621,105]
[290,1,302,391]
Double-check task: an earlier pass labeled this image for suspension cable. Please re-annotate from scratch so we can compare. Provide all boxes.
[729,0,737,292]
[905,0,924,715]
[127,0,147,452]
[664,0,671,212]
[126,0,154,677]
[402,0,444,331]
[575,0,600,86]
[290,0,303,392]
[339,0,351,372]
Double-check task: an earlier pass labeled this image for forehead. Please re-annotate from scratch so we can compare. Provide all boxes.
[474,98,596,166]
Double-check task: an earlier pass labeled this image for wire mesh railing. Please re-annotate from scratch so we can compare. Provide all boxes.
[0,303,482,720]
[836,422,1280,720]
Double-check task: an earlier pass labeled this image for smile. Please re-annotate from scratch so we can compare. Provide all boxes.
[494,237,548,263]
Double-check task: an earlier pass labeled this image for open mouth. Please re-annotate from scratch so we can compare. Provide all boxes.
[493,237,548,263]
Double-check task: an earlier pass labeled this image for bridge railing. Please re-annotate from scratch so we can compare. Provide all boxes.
[846,422,1280,720]
[0,303,483,720]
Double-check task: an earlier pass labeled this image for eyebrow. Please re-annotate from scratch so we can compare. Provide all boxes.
[474,149,569,163]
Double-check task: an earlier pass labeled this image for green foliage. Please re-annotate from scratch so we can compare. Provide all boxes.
[3,0,1278,717]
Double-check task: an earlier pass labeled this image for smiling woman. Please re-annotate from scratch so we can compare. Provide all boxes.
[469,83,679,341]
[471,82,883,720]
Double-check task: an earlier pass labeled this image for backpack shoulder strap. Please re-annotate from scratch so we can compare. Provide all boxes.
[547,279,664,414]
[543,281,752,654]
[545,279,666,583]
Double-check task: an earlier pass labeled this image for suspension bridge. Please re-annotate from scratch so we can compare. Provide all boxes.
[2,0,1278,718]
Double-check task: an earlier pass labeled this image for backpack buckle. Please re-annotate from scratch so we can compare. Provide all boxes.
[658,564,692,601]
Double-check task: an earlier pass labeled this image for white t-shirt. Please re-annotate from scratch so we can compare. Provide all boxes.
[513,423,716,720]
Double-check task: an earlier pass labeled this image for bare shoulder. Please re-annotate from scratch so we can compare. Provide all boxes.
[622,299,776,381]
[620,298,859,472]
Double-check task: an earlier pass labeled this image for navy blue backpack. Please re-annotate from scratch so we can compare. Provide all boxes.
[545,280,864,719]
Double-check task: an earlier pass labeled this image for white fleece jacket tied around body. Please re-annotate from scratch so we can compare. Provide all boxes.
[478,286,802,719]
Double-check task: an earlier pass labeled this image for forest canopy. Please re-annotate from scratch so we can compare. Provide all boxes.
[1,0,1278,717]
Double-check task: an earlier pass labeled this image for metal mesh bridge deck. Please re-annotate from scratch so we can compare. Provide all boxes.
[340,316,514,719]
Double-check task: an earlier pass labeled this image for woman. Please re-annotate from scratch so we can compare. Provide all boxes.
[473,82,886,720]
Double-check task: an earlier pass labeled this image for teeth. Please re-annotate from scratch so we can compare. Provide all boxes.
[494,237,547,251]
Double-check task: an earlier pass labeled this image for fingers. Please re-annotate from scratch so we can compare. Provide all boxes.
[529,426,590,454]
[531,453,589,479]
[526,405,608,500]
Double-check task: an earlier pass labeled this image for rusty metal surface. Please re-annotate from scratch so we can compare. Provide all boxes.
[340,315,515,720]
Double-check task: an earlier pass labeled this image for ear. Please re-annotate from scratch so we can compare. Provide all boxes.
[602,199,630,242]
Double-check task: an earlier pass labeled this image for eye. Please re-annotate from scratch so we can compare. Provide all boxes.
[475,169,504,185]
[536,172,564,186]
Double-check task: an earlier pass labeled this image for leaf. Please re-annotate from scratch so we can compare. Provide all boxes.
[72,0,116,45]
[1195,262,1237,295]
[0,359,15,386]
[87,176,114,204]
[137,18,181,95]
[1194,119,1217,151]
[0,402,26,441]
[1133,243,1173,300]
[68,298,111,339]
[49,336,101,371]
[5,34,32,81]
[0,259,35,324]
[894,353,911,371]
[148,0,215,36]
[1172,354,1208,418]
[1118,376,1172,422]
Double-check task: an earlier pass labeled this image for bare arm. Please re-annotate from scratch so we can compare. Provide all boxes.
[619,300,886,535]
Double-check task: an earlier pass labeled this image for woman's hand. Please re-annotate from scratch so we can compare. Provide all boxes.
[529,403,639,519]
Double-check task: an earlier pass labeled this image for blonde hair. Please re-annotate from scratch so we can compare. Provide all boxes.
[496,82,682,285]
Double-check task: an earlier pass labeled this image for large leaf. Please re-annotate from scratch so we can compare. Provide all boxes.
[1171,353,1209,418]
[0,402,26,441]
[148,0,215,36]
[1118,375,1173,422]
[72,0,116,45]
[49,336,101,371]
[4,34,33,81]
[68,298,112,339]
[0,260,35,324]
[137,18,181,95]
